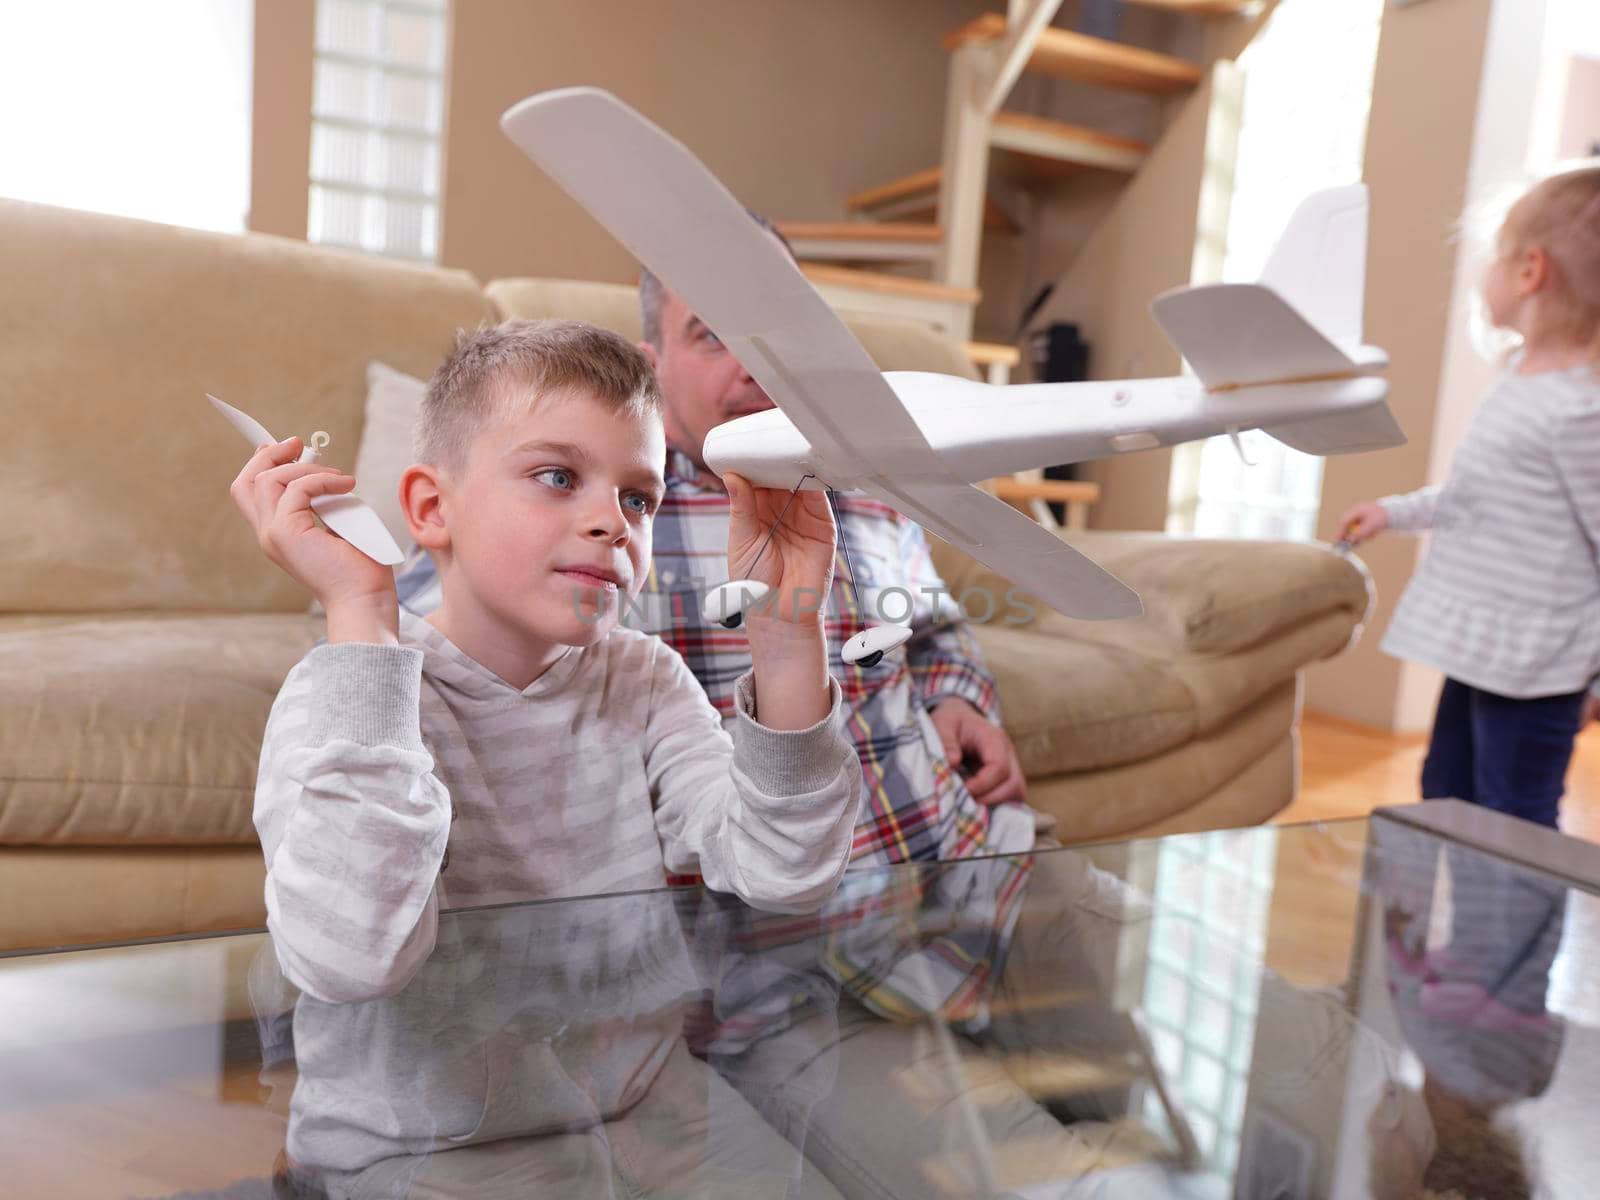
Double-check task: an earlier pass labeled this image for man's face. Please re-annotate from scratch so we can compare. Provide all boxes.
[642,287,774,471]
[440,389,665,651]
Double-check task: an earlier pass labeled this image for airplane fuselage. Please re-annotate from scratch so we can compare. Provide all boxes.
[702,367,1391,493]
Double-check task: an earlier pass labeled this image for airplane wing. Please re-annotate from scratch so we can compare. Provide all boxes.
[501,86,1141,619]
[859,475,1142,619]
[501,87,936,484]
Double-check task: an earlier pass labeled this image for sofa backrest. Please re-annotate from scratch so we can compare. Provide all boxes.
[0,199,495,614]
[484,277,982,378]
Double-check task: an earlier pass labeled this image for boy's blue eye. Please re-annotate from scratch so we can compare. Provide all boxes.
[625,493,652,515]
[533,468,574,490]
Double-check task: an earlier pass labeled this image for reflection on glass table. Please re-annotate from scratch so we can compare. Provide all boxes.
[3,801,1597,1200]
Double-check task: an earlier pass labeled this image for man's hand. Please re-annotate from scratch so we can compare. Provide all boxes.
[1336,501,1389,547]
[229,436,399,644]
[724,472,836,627]
[1583,693,1599,727]
[930,698,1025,807]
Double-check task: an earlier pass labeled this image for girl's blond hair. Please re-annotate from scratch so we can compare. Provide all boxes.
[1499,160,1600,352]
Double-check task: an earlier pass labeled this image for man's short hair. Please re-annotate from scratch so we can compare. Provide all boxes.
[415,318,661,469]
[638,210,795,349]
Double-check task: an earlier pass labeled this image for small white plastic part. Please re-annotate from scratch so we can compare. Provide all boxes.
[207,394,406,566]
[1226,427,1256,467]
[296,430,332,464]
[842,624,912,668]
[702,579,771,629]
[1109,431,1160,453]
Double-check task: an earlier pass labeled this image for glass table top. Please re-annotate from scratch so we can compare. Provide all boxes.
[3,801,1597,1199]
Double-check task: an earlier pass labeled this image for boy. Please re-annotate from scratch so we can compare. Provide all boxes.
[231,320,861,1195]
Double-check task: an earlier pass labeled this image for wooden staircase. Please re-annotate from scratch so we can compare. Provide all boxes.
[779,0,1255,345]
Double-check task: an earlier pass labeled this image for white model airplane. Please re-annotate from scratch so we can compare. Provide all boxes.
[500,87,1402,657]
[208,394,406,566]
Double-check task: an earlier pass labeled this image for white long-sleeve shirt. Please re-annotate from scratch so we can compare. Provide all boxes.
[1379,363,1600,699]
[254,612,861,1171]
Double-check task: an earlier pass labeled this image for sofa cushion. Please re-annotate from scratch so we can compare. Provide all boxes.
[969,624,1196,778]
[1025,682,1298,843]
[352,360,429,557]
[0,198,496,615]
[928,531,1372,658]
[0,613,319,845]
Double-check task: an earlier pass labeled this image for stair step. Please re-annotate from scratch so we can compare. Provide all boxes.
[1123,0,1256,14]
[800,263,980,305]
[966,340,1021,369]
[800,263,979,337]
[846,166,945,212]
[778,220,944,264]
[945,13,1203,94]
[991,111,1149,172]
[778,221,943,244]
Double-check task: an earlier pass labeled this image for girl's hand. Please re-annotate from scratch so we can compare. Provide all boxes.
[229,437,399,642]
[724,473,837,627]
[1336,501,1390,546]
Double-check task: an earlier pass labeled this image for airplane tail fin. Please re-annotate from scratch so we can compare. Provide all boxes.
[1259,183,1368,350]
[1150,184,1373,392]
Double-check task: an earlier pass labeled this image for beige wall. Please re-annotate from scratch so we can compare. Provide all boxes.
[1014,64,1226,532]
[1559,54,1600,158]
[248,0,314,239]
[438,0,982,286]
[1311,0,1543,731]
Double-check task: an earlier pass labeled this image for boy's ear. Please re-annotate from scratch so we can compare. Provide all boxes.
[637,339,658,371]
[400,463,450,552]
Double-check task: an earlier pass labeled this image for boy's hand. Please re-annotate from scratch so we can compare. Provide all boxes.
[229,437,398,644]
[1583,694,1599,727]
[1336,501,1389,547]
[724,473,837,627]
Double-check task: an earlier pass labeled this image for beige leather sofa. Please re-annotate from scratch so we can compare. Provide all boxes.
[0,199,1372,951]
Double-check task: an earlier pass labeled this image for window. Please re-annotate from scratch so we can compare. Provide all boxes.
[0,0,252,233]
[1166,0,1385,540]
[308,0,448,261]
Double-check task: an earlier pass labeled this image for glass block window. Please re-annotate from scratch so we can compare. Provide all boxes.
[308,0,447,261]
[1166,0,1385,539]
[1139,827,1277,1176]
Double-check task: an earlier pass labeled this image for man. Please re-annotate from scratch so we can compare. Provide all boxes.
[625,218,1059,1022]
[626,227,1160,1198]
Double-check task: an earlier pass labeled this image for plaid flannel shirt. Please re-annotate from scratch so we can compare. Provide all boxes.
[392,449,1035,1028]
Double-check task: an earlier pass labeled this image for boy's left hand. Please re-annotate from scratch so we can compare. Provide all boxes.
[1583,694,1599,726]
[724,473,837,627]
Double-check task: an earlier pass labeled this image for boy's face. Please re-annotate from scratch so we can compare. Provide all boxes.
[436,388,665,652]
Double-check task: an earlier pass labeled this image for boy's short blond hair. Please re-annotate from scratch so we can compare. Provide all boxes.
[415,319,661,470]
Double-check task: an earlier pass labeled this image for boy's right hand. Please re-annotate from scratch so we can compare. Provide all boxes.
[229,437,399,643]
[1336,501,1389,547]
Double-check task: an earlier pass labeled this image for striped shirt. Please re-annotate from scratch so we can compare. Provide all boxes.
[255,616,861,1167]
[1379,363,1600,699]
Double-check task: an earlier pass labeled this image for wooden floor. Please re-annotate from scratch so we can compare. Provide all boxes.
[1278,710,1600,842]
